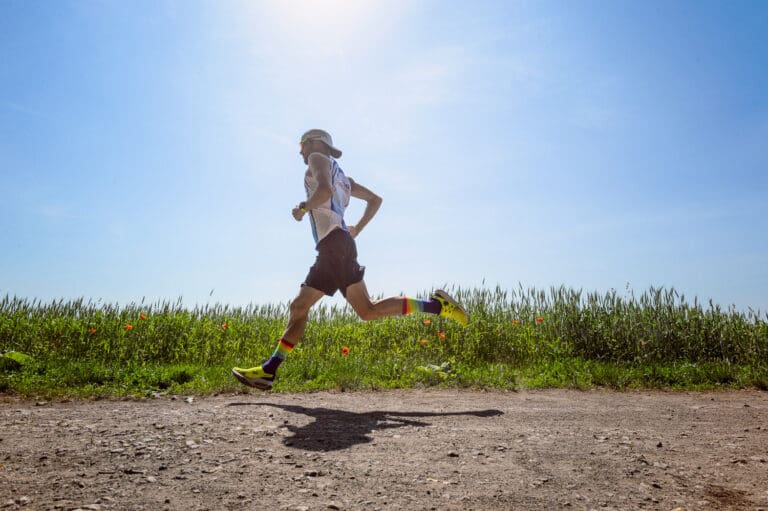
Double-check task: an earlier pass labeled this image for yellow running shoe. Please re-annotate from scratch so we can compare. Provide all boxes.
[432,289,469,326]
[232,366,274,390]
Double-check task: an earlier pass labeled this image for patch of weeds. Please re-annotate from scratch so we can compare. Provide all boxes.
[588,362,631,389]
[156,366,196,389]
[753,373,768,391]
[416,360,456,386]
[522,359,593,389]
[1,351,33,372]
[454,363,518,390]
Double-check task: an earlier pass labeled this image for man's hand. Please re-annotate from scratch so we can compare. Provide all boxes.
[292,205,306,221]
[347,225,359,238]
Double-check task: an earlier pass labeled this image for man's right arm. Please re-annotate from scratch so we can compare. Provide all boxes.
[347,177,382,238]
[293,153,333,222]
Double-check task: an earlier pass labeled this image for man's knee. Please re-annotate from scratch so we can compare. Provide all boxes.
[346,294,376,320]
[354,304,377,321]
[289,296,312,318]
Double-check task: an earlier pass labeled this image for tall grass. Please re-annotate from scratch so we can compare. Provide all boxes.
[457,285,767,365]
[1,286,766,395]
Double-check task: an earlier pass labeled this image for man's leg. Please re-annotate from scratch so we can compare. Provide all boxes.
[233,285,324,390]
[344,280,401,320]
[261,285,324,373]
[282,285,326,345]
[345,280,442,321]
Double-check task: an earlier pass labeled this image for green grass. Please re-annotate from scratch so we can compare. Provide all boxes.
[1,286,767,397]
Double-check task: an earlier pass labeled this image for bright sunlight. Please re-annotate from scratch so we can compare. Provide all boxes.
[249,0,408,58]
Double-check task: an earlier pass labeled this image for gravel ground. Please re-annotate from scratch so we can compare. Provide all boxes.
[1,389,767,510]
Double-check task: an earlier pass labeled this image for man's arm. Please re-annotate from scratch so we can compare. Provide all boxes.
[292,153,333,221]
[347,177,382,238]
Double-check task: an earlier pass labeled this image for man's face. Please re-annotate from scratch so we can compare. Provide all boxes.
[299,138,319,165]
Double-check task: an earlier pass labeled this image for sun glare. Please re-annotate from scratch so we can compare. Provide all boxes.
[253,0,404,58]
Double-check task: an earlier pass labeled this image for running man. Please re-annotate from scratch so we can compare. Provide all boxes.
[232,129,468,390]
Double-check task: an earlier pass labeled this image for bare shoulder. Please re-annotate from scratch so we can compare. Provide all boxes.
[308,152,332,176]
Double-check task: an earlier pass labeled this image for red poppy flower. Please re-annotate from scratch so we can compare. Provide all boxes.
[420,339,428,346]
[221,322,228,330]
[512,320,520,325]
[139,313,147,321]
[341,346,350,356]
[89,328,97,335]
[536,317,543,323]
[423,319,432,325]
[124,324,133,330]
[438,331,446,339]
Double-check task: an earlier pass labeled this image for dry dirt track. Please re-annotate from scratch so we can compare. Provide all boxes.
[1,389,767,511]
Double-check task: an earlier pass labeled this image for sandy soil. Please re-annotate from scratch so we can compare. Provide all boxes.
[1,389,767,510]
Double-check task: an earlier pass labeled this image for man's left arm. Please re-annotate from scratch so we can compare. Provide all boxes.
[347,177,382,238]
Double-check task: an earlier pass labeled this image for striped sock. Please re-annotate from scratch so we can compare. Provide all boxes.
[262,337,295,374]
[402,298,441,315]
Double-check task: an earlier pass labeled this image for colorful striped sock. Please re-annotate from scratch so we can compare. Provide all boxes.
[402,297,441,315]
[262,337,295,374]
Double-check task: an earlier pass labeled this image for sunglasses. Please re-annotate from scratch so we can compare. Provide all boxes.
[300,137,318,147]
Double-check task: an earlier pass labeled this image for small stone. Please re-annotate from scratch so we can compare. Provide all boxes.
[146,476,157,483]
[447,451,459,457]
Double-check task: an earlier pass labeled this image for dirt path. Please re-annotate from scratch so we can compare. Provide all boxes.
[1,389,767,510]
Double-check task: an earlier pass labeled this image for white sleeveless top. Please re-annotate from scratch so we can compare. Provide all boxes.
[304,155,351,244]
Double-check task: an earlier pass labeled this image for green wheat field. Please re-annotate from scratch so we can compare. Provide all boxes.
[1,286,766,397]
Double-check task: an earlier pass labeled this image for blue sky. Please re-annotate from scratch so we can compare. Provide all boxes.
[2,0,766,312]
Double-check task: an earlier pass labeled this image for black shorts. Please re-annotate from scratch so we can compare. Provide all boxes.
[303,228,365,297]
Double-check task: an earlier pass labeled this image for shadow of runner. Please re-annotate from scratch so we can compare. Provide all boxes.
[228,402,503,451]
